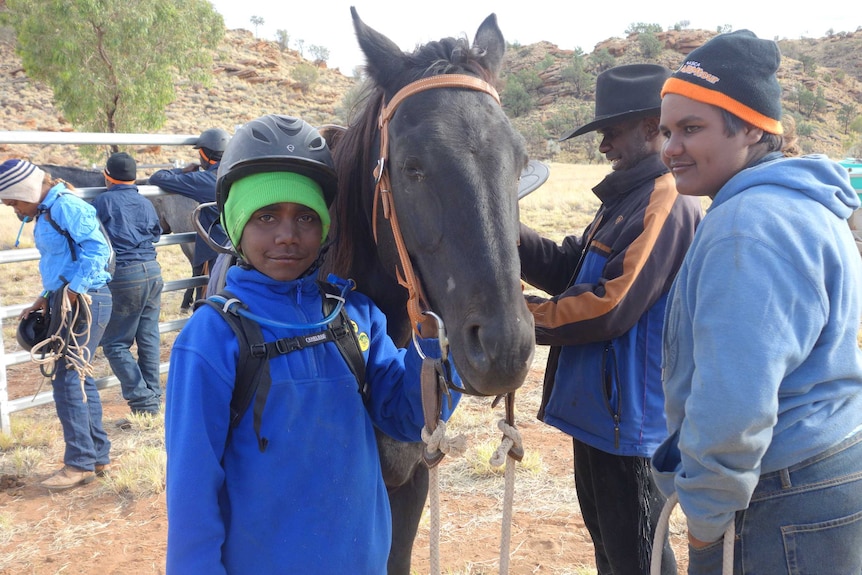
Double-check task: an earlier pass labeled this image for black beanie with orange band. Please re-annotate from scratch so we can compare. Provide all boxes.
[662,29,784,135]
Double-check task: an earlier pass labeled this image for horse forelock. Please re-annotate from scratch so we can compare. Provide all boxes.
[404,36,497,86]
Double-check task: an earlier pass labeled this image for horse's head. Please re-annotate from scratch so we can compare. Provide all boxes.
[328,9,535,397]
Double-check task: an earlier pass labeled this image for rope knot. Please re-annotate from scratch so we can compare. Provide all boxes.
[490,418,523,467]
[421,420,466,459]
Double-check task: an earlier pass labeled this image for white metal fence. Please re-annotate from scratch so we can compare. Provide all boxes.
[0,131,209,433]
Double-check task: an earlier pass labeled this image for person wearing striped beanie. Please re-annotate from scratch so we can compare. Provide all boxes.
[0,158,114,491]
[653,30,862,574]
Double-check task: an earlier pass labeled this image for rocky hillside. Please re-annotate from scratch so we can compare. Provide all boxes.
[505,28,862,162]
[0,27,357,171]
[2,25,861,169]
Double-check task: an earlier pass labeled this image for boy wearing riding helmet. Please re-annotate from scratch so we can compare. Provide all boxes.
[164,114,460,575]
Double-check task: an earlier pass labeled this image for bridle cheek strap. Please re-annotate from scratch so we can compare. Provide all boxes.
[372,74,501,335]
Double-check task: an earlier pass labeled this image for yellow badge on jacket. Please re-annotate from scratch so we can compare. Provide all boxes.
[352,320,370,352]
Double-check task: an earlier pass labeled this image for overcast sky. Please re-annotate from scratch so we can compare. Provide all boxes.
[208,0,858,74]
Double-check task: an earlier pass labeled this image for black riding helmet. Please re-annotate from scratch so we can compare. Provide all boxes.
[17,308,53,351]
[194,128,231,153]
[215,115,338,217]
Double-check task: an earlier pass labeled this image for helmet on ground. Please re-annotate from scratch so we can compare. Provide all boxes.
[215,115,338,214]
[17,309,52,351]
[194,128,231,153]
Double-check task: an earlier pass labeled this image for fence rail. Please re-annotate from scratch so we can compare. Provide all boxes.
[0,131,207,433]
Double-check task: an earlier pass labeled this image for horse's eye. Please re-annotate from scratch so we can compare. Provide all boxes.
[400,158,425,182]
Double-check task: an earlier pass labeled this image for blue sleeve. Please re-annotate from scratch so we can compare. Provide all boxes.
[53,197,111,293]
[672,236,822,543]
[359,296,461,442]
[150,168,216,203]
[164,309,235,575]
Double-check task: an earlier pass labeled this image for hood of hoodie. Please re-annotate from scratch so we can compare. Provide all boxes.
[713,154,859,219]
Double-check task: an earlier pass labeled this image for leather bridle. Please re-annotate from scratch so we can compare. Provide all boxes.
[371,73,501,338]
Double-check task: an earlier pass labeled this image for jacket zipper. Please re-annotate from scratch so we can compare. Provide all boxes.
[601,342,622,450]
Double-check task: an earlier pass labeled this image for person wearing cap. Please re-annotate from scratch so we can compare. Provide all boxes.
[91,152,164,420]
[518,64,703,574]
[653,30,862,572]
[164,114,460,574]
[0,159,113,490]
[149,128,231,309]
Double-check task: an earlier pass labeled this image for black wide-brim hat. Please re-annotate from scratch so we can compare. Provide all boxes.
[560,63,672,141]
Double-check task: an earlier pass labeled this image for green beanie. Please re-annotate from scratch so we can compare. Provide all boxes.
[222,171,331,248]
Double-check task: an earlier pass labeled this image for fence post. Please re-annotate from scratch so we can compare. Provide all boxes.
[0,294,10,434]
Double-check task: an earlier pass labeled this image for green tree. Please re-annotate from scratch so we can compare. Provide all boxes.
[308,44,330,64]
[250,15,264,38]
[625,22,663,35]
[560,48,592,97]
[799,54,817,76]
[292,62,319,93]
[796,84,815,116]
[638,32,663,58]
[590,48,616,73]
[276,29,290,51]
[838,103,858,135]
[501,75,534,117]
[6,0,224,152]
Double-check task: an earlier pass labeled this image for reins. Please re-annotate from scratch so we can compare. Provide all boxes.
[372,73,522,574]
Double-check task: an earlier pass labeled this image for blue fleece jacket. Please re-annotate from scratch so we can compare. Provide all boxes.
[652,154,862,543]
[35,183,112,293]
[165,264,459,574]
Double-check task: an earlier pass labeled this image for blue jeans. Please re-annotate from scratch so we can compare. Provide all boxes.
[101,260,163,414]
[689,430,862,574]
[51,286,112,471]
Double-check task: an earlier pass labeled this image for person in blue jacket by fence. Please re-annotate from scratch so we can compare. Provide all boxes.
[149,127,230,308]
[0,159,113,490]
[164,114,459,574]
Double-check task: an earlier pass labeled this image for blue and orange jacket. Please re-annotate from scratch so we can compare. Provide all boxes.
[519,155,702,457]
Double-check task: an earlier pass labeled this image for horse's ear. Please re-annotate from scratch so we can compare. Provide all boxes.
[318,124,347,153]
[472,13,506,78]
[350,6,403,91]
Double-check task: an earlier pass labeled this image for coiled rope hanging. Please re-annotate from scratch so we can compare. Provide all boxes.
[29,286,95,402]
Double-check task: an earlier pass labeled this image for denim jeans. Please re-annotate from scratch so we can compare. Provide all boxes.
[688,430,862,574]
[101,260,164,414]
[50,286,112,471]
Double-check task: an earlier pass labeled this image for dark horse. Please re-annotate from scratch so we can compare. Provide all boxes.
[323,9,536,573]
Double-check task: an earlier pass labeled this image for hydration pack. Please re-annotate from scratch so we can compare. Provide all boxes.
[195,280,367,452]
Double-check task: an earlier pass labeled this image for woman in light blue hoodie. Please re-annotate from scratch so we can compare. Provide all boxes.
[654,30,862,574]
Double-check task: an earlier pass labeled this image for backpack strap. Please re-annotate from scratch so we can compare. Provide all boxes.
[195,283,369,453]
[41,208,77,262]
[318,280,369,401]
[195,290,272,452]
[40,194,117,275]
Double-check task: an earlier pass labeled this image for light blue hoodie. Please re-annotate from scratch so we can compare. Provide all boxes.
[652,154,862,543]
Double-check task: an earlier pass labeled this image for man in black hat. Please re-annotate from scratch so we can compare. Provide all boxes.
[518,63,702,574]
[93,152,164,423]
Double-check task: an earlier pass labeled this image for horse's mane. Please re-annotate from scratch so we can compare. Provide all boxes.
[327,35,497,275]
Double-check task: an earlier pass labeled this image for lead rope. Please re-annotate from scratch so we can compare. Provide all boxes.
[29,286,94,402]
[421,357,523,575]
[650,491,735,575]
